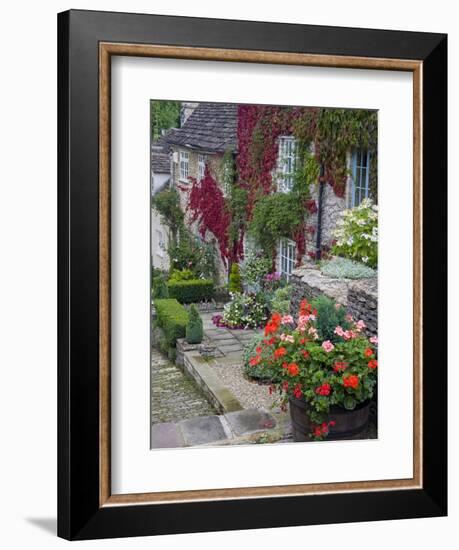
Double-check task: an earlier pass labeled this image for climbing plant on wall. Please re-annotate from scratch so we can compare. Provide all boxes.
[236,104,377,262]
[187,165,231,264]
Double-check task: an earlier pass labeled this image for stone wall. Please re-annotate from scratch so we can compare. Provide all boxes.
[347,279,378,337]
[290,263,378,337]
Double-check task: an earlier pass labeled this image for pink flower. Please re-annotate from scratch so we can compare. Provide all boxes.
[334,326,345,337]
[322,340,335,353]
[335,303,343,310]
[356,320,366,331]
[345,314,353,322]
[281,315,294,325]
[280,333,294,343]
[308,326,319,340]
[369,336,378,345]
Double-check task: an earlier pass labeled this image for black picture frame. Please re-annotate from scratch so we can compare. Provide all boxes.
[58,9,447,540]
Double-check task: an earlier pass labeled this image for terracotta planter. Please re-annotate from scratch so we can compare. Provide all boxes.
[289,396,371,442]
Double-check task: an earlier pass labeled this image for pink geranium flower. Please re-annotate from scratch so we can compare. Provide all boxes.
[356,320,366,331]
[369,335,378,345]
[281,315,294,325]
[322,340,335,353]
[334,326,345,336]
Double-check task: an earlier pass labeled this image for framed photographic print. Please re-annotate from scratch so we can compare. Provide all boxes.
[57,9,447,540]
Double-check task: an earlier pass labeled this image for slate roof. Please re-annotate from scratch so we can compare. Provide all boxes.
[151,151,171,174]
[166,102,237,153]
[151,129,176,174]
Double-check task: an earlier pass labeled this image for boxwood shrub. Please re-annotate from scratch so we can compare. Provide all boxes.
[154,298,189,347]
[167,279,214,304]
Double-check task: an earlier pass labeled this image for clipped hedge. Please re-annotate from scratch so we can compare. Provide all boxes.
[167,279,214,304]
[154,299,189,347]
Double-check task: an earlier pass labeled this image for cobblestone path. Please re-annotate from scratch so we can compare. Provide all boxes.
[151,348,217,424]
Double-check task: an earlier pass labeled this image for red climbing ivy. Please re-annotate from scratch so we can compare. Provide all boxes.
[187,165,230,265]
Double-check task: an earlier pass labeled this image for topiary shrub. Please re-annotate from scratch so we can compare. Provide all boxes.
[310,294,350,343]
[154,298,189,347]
[228,263,242,293]
[167,279,214,303]
[186,305,203,344]
[152,276,169,299]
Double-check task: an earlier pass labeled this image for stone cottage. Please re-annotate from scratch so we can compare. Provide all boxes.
[152,102,376,294]
[165,102,238,284]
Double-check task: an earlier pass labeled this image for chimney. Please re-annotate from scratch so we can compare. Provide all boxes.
[180,102,198,126]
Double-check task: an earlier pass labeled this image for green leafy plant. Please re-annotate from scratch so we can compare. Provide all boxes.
[167,279,214,304]
[240,251,272,288]
[332,198,378,268]
[269,285,292,315]
[320,256,376,279]
[169,269,194,282]
[151,189,183,241]
[150,100,180,139]
[154,299,189,347]
[311,295,349,344]
[228,263,243,293]
[152,276,169,299]
[243,333,278,382]
[186,304,203,344]
[248,192,305,257]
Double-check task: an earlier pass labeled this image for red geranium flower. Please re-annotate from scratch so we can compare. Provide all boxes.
[368,359,378,369]
[364,347,374,358]
[293,384,303,399]
[287,363,300,376]
[255,346,262,354]
[249,356,261,367]
[274,346,287,359]
[315,383,331,396]
[301,350,310,359]
[333,361,348,372]
[343,374,360,389]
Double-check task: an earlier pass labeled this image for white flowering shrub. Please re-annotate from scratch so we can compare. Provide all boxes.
[332,198,378,268]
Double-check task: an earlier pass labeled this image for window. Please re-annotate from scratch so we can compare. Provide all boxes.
[198,154,206,181]
[179,150,189,182]
[350,149,371,207]
[277,136,296,192]
[279,238,296,281]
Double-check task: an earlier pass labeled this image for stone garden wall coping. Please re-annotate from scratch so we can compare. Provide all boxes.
[177,345,244,414]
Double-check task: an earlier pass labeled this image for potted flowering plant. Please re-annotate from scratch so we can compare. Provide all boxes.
[248,298,378,441]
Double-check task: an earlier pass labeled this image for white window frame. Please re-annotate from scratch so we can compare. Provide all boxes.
[349,149,371,207]
[179,150,189,183]
[277,136,296,193]
[198,154,206,181]
[278,238,296,281]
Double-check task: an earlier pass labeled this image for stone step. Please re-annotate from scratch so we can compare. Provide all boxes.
[151,408,285,449]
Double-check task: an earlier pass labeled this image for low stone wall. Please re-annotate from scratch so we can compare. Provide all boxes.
[290,263,378,337]
[346,279,378,337]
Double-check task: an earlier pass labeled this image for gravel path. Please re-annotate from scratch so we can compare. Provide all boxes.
[212,361,279,411]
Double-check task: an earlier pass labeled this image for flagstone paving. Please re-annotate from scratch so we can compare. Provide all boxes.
[151,407,287,448]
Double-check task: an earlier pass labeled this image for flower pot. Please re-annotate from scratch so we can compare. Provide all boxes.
[288,396,371,442]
